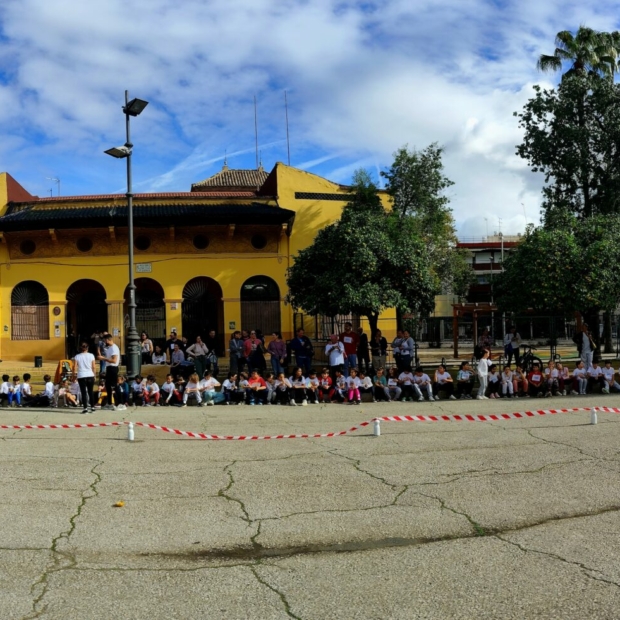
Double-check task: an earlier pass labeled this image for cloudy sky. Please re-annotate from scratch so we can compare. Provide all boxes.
[0,0,618,237]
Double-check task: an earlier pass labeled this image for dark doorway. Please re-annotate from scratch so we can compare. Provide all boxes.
[124,278,166,350]
[66,279,108,357]
[241,276,281,335]
[182,277,224,346]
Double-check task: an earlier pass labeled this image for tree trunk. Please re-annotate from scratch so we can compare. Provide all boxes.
[366,312,379,337]
[604,311,613,353]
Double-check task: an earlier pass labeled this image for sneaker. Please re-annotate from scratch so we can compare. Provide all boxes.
[428,395,435,401]
[290,400,297,407]
[181,403,187,407]
[208,401,215,406]
[81,408,89,414]
[460,395,465,400]
[249,401,255,406]
[200,402,207,407]
[418,396,425,402]
[603,387,610,394]
[482,395,489,400]
[476,395,482,400]
[571,390,578,395]
[449,395,456,400]
[562,390,567,396]
[465,395,473,400]
[302,400,308,406]
[545,392,552,398]
[225,402,230,405]
[257,402,263,406]
[372,398,377,403]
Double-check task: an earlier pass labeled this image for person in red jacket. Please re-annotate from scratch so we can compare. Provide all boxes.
[339,322,359,377]
[246,370,267,405]
[527,363,544,397]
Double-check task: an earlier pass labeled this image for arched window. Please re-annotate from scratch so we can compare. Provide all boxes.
[11,281,50,340]
[240,276,281,335]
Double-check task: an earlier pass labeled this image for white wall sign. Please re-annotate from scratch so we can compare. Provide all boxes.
[136,263,152,273]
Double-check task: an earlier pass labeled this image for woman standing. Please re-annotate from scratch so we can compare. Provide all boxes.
[370,330,388,372]
[140,332,153,365]
[186,336,209,379]
[244,331,266,374]
[74,342,96,414]
[267,332,287,376]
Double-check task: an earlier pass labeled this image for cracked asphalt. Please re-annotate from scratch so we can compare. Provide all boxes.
[1,396,620,619]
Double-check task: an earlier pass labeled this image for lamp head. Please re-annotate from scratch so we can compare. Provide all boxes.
[104,145,132,159]
[123,98,149,117]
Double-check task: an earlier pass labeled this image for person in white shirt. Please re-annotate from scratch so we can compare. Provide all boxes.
[346,368,361,404]
[182,373,202,406]
[186,337,210,380]
[413,367,434,402]
[199,370,221,406]
[358,371,373,400]
[274,373,293,406]
[222,373,238,405]
[98,334,120,410]
[306,370,320,404]
[586,361,605,394]
[144,375,161,406]
[571,361,587,395]
[544,361,560,397]
[487,364,501,399]
[325,335,345,380]
[20,374,34,406]
[602,361,620,394]
[151,345,167,365]
[387,368,402,401]
[0,374,10,407]
[398,370,416,401]
[289,367,308,406]
[73,342,96,413]
[333,370,347,403]
[433,365,455,400]
[476,350,491,400]
[501,366,514,397]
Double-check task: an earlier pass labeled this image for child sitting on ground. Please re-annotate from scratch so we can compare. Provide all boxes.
[413,367,434,402]
[144,375,161,406]
[501,365,514,398]
[274,372,293,405]
[222,372,238,405]
[9,376,22,407]
[0,374,10,407]
[199,371,220,406]
[358,370,373,401]
[182,373,202,406]
[318,369,333,404]
[334,370,347,403]
[114,375,129,410]
[306,370,320,404]
[346,368,361,405]
[131,375,145,407]
[487,364,501,399]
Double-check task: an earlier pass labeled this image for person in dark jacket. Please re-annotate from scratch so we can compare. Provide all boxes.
[289,328,314,375]
[356,327,370,374]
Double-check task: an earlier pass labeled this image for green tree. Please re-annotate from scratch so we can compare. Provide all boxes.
[515,73,620,220]
[537,26,620,78]
[380,144,474,298]
[286,171,437,336]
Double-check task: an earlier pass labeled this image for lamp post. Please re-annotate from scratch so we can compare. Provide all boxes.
[105,90,149,377]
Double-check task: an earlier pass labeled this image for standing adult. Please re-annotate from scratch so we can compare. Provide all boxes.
[289,328,314,376]
[74,342,96,414]
[356,327,370,374]
[399,330,415,371]
[392,330,404,372]
[165,331,181,363]
[573,323,596,369]
[325,334,345,381]
[204,329,220,377]
[140,332,153,366]
[96,332,107,377]
[370,329,388,372]
[267,332,287,376]
[339,322,359,377]
[476,328,493,359]
[229,331,244,376]
[503,326,522,366]
[98,334,119,410]
[244,331,265,374]
[186,336,209,379]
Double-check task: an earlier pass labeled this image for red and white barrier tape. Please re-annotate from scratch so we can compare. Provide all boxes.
[1,407,619,439]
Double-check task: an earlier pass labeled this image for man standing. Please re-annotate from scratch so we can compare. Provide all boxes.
[573,323,596,369]
[503,326,522,366]
[165,331,180,363]
[339,322,359,377]
[289,328,314,375]
[204,329,220,377]
[229,331,244,376]
[98,334,119,410]
[356,327,370,374]
[325,335,345,382]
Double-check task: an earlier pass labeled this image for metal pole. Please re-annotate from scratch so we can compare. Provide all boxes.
[125,90,141,378]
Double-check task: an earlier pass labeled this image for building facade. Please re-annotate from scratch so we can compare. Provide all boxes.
[0,164,397,362]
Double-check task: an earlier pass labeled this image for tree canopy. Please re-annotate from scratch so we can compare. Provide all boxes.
[380,144,474,297]
[286,170,437,335]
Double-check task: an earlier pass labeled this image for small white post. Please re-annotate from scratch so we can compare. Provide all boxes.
[590,408,598,425]
[373,419,381,437]
[128,422,135,441]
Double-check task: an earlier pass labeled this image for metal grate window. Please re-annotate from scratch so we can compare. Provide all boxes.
[11,280,49,340]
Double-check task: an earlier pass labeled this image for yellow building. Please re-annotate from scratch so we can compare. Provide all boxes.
[0,163,397,362]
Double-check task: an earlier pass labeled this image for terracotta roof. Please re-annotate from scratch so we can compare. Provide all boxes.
[18,191,258,204]
[192,168,269,190]
[0,203,295,231]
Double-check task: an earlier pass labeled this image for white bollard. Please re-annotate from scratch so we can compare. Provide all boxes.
[590,408,598,425]
[127,422,135,441]
[373,419,381,437]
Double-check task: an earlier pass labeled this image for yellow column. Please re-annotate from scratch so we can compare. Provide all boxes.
[164,299,183,336]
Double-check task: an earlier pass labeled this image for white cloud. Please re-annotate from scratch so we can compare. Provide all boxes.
[0,0,618,230]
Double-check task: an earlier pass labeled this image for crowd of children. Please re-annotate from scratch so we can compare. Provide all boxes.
[2,359,620,410]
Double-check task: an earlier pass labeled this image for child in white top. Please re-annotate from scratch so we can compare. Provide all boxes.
[199,371,221,406]
[273,373,292,405]
[413,367,433,401]
[487,364,500,399]
[237,373,249,405]
[334,370,347,403]
[544,361,559,397]
[476,351,491,400]
[346,369,361,404]
[0,374,10,407]
[572,362,587,395]
[306,370,320,404]
[221,373,237,405]
[144,375,161,406]
[501,366,514,397]
[398,370,416,401]
[182,373,202,406]
[602,362,619,394]
[131,376,145,406]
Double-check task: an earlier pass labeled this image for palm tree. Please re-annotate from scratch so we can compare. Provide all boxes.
[537,26,620,78]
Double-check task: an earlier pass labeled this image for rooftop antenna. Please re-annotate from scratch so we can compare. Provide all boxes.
[48,188,53,197]
[46,177,60,196]
[284,90,291,166]
[254,95,259,170]
[223,149,228,171]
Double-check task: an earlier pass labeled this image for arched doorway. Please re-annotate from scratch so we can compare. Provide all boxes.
[124,278,166,347]
[66,279,108,357]
[11,280,49,341]
[240,276,281,335]
[182,277,223,344]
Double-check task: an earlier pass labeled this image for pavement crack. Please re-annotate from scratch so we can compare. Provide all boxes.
[414,490,487,536]
[250,566,302,619]
[495,534,620,589]
[23,451,110,620]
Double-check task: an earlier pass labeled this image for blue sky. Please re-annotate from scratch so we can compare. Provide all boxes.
[0,0,618,237]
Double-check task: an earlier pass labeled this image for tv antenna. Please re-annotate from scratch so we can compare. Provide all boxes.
[46,177,60,196]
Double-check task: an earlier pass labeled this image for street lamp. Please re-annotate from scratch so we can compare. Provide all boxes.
[105,90,149,378]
